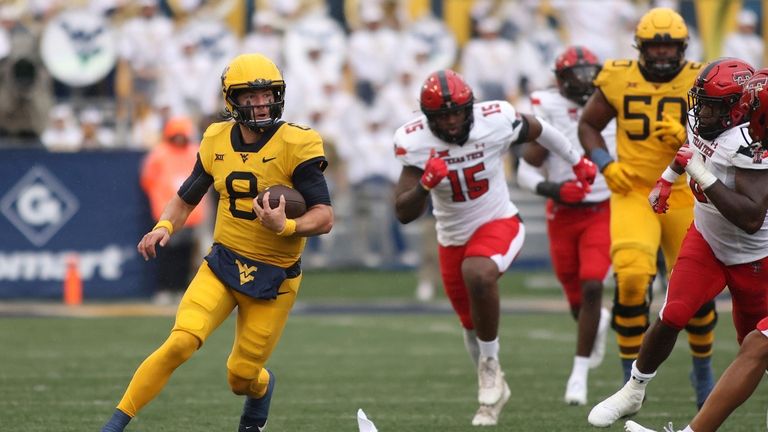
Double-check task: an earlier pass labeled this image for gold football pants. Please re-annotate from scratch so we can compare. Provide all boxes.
[117,261,300,416]
[610,189,715,359]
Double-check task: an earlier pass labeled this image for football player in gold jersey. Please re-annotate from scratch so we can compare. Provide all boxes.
[101,54,333,432]
[578,8,717,425]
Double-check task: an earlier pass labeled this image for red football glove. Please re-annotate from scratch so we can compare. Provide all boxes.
[648,178,673,214]
[420,148,448,190]
[559,180,587,204]
[572,156,596,192]
[674,145,695,168]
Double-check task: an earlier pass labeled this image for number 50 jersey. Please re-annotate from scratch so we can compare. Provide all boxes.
[596,59,701,190]
[394,100,525,246]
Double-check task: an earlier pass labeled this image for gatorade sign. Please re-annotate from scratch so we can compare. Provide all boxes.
[0,150,155,299]
[1,166,79,246]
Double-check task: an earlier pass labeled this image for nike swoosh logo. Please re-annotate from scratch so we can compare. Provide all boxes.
[262,156,277,163]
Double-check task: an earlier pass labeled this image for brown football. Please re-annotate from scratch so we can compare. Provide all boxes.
[256,185,307,219]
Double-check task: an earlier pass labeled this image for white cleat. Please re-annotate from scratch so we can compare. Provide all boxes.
[588,381,645,427]
[564,374,587,406]
[477,357,504,405]
[625,420,680,432]
[589,307,610,369]
[472,380,511,426]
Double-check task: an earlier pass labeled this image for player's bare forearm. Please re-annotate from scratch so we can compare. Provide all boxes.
[295,204,333,236]
[158,194,197,233]
[704,168,768,234]
[522,141,550,167]
[395,186,429,224]
[578,122,607,154]
[668,159,685,175]
[578,89,615,155]
[138,195,195,260]
[394,166,429,224]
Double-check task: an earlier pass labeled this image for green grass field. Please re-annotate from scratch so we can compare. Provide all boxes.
[1,270,766,431]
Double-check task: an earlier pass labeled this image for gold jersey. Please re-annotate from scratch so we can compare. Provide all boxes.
[199,121,325,267]
[595,60,702,189]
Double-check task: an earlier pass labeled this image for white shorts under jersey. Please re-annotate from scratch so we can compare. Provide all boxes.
[688,121,768,265]
[394,100,522,246]
[530,88,615,202]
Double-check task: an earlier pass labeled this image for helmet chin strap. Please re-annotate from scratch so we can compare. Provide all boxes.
[638,44,686,82]
[243,120,274,133]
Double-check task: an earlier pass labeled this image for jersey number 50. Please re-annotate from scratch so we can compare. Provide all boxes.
[623,96,686,140]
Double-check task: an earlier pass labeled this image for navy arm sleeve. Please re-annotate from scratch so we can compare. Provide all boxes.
[177,154,213,205]
[292,156,331,208]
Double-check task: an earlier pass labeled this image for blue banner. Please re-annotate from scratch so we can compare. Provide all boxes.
[0,150,155,299]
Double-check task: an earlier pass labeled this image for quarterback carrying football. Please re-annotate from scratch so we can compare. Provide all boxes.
[101,53,333,432]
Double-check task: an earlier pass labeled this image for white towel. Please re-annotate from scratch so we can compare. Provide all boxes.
[357,409,378,432]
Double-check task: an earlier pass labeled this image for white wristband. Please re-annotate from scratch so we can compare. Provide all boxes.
[685,155,717,189]
[660,166,680,183]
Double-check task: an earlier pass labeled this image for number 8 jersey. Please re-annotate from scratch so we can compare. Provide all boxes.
[182,120,326,267]
[394,100,525,246]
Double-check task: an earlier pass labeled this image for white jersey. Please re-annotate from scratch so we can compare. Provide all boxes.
[394,100,522,246]
[688,121,768,265]
[530,88,615,202]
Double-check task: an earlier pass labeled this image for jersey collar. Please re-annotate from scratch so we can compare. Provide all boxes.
[230,121,285,153]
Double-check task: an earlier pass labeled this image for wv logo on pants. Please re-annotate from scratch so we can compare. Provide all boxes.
[236,259,258,285]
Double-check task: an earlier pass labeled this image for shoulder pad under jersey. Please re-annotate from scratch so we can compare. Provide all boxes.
[203,121,233,139]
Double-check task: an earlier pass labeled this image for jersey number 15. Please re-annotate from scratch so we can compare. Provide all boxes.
[447,162,489,202]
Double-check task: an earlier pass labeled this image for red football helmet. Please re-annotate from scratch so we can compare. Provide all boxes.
[554,46,601,105]
[420,69,474,145]
[741,69,768,147]
[688,58,754,140]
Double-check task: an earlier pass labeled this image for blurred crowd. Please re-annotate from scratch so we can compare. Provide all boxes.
[3,0,764,150]
[0,0,764,277]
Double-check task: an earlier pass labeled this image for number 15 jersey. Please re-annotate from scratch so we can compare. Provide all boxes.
[394,100,525,246]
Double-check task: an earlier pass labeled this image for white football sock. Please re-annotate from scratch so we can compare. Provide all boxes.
[477,337,499,359]
[571,356,590,379]
[630,360,656,388]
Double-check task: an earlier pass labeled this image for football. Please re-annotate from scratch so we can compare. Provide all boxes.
[256,184,307,219]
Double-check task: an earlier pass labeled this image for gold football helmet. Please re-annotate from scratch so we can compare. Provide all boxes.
[634,7,688,81]
[221,54,285,131]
